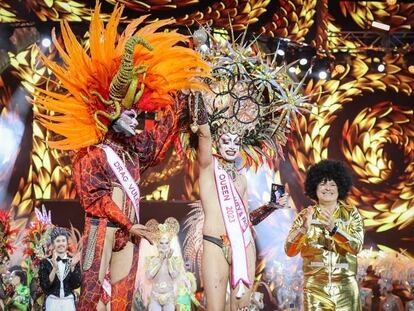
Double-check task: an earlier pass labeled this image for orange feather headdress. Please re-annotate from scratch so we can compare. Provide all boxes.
[33,3,210,151]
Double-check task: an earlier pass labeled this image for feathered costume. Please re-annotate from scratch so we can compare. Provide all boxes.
[32,3,209,310]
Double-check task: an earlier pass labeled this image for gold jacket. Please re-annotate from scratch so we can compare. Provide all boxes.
[285,202,364,283]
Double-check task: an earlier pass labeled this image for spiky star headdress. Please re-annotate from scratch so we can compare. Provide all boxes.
[184,26,314,170]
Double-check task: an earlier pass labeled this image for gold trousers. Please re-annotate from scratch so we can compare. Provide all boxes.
[304,276,361,311]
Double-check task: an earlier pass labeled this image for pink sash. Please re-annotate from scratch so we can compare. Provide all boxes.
[214,158,252,297]
[100,144,141,223]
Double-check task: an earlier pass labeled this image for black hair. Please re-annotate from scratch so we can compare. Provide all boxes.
[50,227,69,243]
[305,159,352,201]
[9,265,22,273]
[12,269,27,286]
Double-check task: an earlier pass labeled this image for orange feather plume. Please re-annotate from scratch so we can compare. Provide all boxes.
[33,2,210,150]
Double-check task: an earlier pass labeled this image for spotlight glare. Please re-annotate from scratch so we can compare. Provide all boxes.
[288,66,296,74]
[277,49,285,56]
[318,71,328,80]
[41,37,51,48]
[0,126,19,165]
[408,65,414,74]
[377,63,385,72]
[299,58,308,66]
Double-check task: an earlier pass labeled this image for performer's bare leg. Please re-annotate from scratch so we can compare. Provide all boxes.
[202,239,230,311]
[110,240,138,310]
[163,304,175,311]
[110,241,134,283]
[230,242,256,311]
[96,227,116,311]
[148,302,162,311]
[148,302,175,311]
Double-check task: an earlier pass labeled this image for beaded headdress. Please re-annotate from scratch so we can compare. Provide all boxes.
[145,217,180,243]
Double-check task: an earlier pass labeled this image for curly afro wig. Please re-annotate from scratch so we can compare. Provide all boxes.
[305,159,352,201]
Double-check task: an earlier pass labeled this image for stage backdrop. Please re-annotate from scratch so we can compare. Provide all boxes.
[0,0,413,273]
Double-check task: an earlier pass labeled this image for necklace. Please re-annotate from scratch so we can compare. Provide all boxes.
[220,160,238,181]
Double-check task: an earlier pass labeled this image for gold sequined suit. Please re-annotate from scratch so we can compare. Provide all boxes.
[285,202,364,310]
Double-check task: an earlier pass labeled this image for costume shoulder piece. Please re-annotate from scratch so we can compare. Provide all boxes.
[33,2,210,151]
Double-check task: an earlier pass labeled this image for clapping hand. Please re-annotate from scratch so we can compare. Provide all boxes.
[70,252,81,271]
[166,248,173,259]
[51,251,59,270]
[319,208,336,232]
[302,206,314,231]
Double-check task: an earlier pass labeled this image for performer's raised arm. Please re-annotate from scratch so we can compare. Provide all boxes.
[190,92,212,169]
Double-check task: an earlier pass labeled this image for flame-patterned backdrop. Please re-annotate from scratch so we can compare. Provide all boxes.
[0,0,413,259]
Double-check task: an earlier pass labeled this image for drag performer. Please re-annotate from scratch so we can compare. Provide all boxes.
[145,218,181,311]
[33,3,209,310]
[195,109,256,311]
[285,160,364,310]
[39,227,81,311]
[187,28,312,311]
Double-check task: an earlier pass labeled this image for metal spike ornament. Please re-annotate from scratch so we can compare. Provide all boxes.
[188,25,315,169]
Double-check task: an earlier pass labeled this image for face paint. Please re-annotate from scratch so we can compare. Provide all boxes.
[218,133,241,162]
[112,110,138,137]
[158,236,170,253]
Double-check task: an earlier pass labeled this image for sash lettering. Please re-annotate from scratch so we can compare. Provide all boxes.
[214,158,252,297]
[99,145,141,223]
